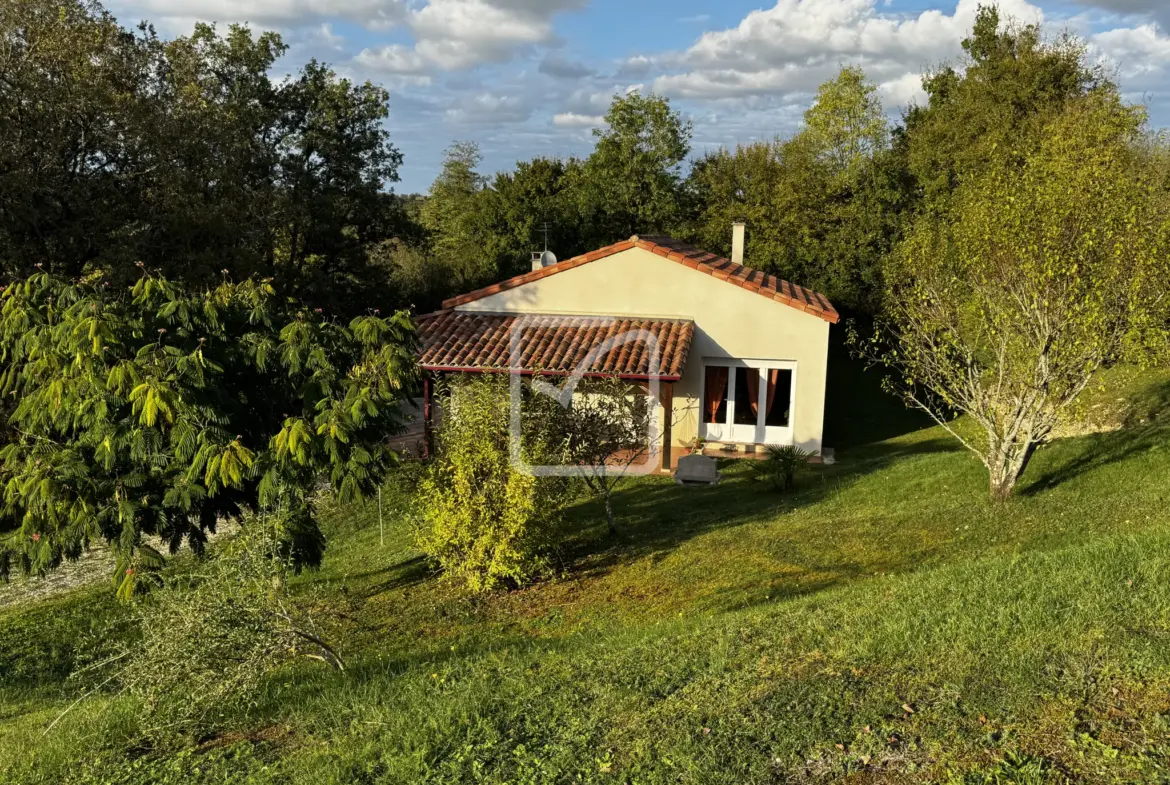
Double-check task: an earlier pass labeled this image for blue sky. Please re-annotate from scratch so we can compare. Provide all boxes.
[108,0,1170,192]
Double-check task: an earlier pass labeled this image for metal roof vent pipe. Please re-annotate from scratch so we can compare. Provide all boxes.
[731,222,745,265]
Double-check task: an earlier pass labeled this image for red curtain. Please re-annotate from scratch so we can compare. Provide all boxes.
[704,366,728,423]
[764,369,781,416]
[746,368,761,416]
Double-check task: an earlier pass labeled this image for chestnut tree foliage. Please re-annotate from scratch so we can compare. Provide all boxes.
[0,272,416,592]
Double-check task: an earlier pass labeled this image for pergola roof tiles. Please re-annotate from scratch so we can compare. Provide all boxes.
[416,311,694,381]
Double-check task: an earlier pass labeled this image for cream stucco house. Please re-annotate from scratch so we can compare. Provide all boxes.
[416,224,838,470]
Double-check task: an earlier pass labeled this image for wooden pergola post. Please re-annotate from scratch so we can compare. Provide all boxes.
[660,381,674,473]
[422,375,434,461]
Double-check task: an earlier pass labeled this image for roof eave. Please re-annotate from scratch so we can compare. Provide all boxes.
[420,365,683,383]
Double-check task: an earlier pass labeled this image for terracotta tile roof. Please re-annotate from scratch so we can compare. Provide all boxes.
[441,235,839,324]
[417,310,694,381]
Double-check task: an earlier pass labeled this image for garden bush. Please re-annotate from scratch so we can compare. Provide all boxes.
[748,445,815,492]
[414,376,574,592]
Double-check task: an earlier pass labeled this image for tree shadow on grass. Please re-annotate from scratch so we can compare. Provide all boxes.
[263,446,980,712]
[1019,375,1170,497]
[550,327,955,576]
[345,555,432,597]
[557,436,961,577]
[1020,421,1170,497]
[264,439,965,711]
[299,554,432,600]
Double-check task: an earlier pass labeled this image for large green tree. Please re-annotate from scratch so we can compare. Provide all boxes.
[418,142,490,283]
[801,65,890,184]
[381,148,593,310]
[0,0,406,317]
[391,94,693,305]
[0,271,416,591]
[687,67,903,312]
[580,92,692,243]
[902,5,1105,205]
[372,142,500,312]
[481,156,589,279]
[871,93,1169,501]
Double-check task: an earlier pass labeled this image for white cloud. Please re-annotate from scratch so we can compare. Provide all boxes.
[539,53,595,80]
[678,14,711,24]
[355,43,429,74]
[1071,1,1170,23]
[116,0,585,71]
[410,0,586,70]
[413,0,547,69]
[615,55,654,79]
[653,0,1045,102]
[282,22,349,62]
[307,22,344,49]
[445,93,533,124]
[552,112,604,128]
[1091,23,1170,102]
[561,86,622,115]
[117,0,408,30]
[1093,24,1170,72]
[877,72,927,106]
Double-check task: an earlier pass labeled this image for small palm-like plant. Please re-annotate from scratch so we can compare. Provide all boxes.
[748,445,815,492]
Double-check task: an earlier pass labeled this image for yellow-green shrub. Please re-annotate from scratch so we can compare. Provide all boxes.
[414,376,572,592]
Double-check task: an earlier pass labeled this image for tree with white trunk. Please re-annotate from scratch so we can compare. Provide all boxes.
[866,94,1170,501]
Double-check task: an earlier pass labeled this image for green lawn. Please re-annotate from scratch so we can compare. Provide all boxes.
[4,364,1170,783]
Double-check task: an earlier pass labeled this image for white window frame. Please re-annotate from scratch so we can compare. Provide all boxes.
[699,359,797,446]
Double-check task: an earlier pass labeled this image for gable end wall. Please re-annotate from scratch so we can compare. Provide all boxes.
[456,247,831,452]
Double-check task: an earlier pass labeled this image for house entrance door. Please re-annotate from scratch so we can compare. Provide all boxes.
[700,361,795,446]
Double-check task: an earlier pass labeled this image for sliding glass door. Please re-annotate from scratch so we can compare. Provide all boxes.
[701,360,795,445]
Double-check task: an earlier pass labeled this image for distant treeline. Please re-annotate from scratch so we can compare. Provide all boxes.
[1,2,1160,318]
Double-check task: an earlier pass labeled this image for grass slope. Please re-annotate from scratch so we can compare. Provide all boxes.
[3,364,1170,783]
